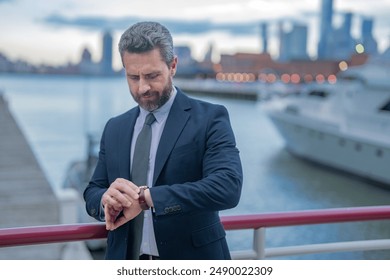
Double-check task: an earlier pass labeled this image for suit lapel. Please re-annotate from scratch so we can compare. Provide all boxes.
[153,91,191,186]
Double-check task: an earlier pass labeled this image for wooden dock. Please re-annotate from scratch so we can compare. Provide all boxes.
[0,93,69,259]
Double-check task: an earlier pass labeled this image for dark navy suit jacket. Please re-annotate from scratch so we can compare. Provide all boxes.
[83,88,243,260]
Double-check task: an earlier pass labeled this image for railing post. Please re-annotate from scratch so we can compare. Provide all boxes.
[253,227,266,259]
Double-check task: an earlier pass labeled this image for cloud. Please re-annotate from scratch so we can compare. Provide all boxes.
[43,14,137,30]
[42,14,261,36]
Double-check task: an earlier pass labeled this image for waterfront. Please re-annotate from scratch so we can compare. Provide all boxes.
[1,73,390,259]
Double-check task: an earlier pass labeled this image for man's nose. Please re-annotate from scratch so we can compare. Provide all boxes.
[139,78,151,94]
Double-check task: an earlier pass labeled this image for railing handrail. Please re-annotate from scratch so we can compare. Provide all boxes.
[1,205,390,248]
[0,223,107,248]
[221,205,390,230]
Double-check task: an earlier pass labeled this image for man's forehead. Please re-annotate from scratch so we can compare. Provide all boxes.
[124,52,166,71]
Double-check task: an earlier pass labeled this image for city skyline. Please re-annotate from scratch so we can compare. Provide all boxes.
[1,0,390,71]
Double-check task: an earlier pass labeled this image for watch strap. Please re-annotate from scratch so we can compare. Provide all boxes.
[138,186,150,210]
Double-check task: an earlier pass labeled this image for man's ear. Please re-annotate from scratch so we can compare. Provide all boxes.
[170,56,178,76]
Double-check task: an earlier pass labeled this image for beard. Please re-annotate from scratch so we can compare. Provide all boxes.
[132,78,173,112]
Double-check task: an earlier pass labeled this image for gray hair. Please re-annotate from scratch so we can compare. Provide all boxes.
[118,21,175,67]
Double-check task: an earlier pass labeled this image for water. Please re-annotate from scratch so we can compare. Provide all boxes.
[1,73,390,259]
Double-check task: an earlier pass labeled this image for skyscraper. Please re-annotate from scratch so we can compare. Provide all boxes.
[101,31,113,75]
[361,17,378,55]
[278,22,309,61]
[261,22,268,53]
[331,12,356,60]
[317,0,333,59]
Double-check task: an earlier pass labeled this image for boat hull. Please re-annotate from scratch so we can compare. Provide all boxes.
[269,112,390,187]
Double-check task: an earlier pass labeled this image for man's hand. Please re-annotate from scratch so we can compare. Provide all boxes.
[110,200,143,230]
[102,178,141,230]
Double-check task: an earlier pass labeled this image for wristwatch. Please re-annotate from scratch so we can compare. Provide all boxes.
[138,186,150,210]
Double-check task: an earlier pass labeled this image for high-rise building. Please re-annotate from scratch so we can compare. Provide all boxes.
[203,43,214,63]
[278,22,309,61]
[79,48,97,75]
[100,31,113,74]
[317,0,333,59]
[260,22,268,53]
[278,21,287,61]
[361,17,378,55]
[331,12,356,60]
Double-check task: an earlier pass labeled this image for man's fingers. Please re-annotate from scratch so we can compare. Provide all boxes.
[103,190,134,209]
[105,179,139,207]
[109,203,143,231]
[104,205,114,230]
[110,216,128,231]
[104,204,127,230]
[102,178,142,231]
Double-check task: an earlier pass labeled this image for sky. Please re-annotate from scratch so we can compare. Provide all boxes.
[1,0,390,71]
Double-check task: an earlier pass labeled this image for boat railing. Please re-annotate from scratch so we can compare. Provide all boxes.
[1,204,390,259]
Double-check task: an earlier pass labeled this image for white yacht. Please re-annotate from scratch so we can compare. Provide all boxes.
[260,50,390,187]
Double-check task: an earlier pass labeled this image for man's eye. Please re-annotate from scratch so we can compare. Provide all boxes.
[128,76,139,81]
[147,73,158,79]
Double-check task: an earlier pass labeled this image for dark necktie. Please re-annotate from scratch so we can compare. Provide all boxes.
[127,112,156,260]
[131,113,156,186]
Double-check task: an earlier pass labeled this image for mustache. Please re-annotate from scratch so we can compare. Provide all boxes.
[140,91,157,97]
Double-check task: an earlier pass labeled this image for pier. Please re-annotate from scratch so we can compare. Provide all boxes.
[0,93,90,259]
[174,78,259,101]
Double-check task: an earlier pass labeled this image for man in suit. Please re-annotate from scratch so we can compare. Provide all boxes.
[83,21,243,260]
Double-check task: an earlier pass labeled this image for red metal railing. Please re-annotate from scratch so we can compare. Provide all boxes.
[1,205,390,249]
[0,223,107,248]
[221,205,390,229]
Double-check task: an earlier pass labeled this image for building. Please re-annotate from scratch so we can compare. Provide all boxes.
[78,48,100,75]
[330,12,356,60]
[100,31,114,75]
[218,52,276,74]
[260,22,269,53]
[317,0,334,59]
[278,22,309,61]
[174,45,214,78]
[316,0,377,60]
[217,51,368,83]
[75,31,118,76]
[361,17,378,55]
